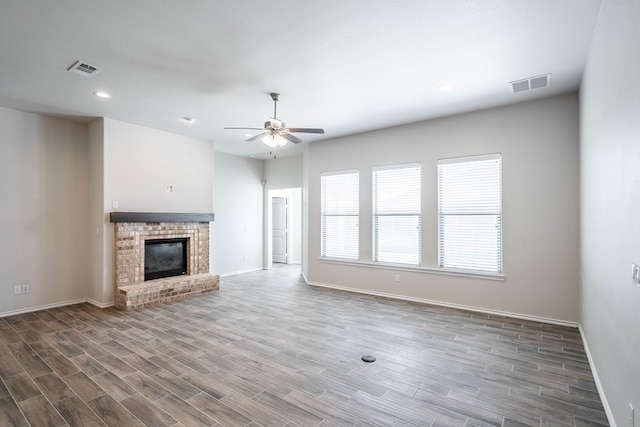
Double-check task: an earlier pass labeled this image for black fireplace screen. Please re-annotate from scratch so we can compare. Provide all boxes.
[144,238,188,281]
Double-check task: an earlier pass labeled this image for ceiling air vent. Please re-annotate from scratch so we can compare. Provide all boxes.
[67,60,102,77]
[509,73,551,94]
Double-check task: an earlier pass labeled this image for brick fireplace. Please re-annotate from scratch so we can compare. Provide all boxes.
[110,212,219,310]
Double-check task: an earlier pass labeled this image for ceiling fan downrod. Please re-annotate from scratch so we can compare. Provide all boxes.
[270,92,279,119]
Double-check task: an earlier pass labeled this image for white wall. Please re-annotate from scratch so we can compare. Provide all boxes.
[212,152,264,276]
[90,118,215,305]
[307,94,580,323]
[0,107,89,316]
[580,0,640,424]
[264,155,303,268]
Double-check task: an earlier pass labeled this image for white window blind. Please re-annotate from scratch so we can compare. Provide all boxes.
[438,154,502,273]
[373,163,421,265]
[321,170,359,259]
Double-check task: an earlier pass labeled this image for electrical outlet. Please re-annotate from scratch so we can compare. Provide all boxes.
[22,284,30,294]
[14,285,21,295]
[395,274,400,282]
[633,263,640,287]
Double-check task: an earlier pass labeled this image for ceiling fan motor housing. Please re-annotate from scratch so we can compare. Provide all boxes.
[266,119,284,130]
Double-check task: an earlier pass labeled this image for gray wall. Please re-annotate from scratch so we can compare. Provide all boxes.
[580,0,640,423]
[264,155,302,189]
[213,152,264,276]
[307,94,580,324]
[0,106,89,315]
[87,118,105,305]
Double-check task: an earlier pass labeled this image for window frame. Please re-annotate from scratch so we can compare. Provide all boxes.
[320,169,360,260]
[372,162,422,266]
[437,153,502,274]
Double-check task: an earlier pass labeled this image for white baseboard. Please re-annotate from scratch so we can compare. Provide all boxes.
[578,325,616,427]
[306,280,578,328]
[219,268,264,278]
[87,299,115,309]
[0,299,88,318]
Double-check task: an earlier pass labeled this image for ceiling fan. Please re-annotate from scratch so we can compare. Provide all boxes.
[224,93,324,149]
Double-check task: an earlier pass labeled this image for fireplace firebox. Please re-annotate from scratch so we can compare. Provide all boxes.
[144,238,188,281]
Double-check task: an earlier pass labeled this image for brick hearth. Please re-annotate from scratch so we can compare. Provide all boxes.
[111,214,218,310]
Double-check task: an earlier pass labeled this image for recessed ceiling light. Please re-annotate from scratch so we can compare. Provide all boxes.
[439,85,453,92]
[182,117,195,124]
[244,133,252,138]
[93,91,111,99]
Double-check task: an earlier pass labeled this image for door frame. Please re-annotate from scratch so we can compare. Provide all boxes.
[265,187,302,269]
[271,196,288,264]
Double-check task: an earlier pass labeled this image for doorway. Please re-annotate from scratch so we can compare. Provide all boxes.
[272,197,288,263]
[266,188,302,269]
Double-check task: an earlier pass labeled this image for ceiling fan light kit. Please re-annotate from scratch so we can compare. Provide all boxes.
[224,93,324,152]
[262,133,287,148]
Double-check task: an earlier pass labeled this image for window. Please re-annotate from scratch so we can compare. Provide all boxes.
[372,163,421,265]
[438,154,502,273]
[321,170,359,259]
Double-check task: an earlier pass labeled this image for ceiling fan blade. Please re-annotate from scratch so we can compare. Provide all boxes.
[224,127,265,130]
[287,128,325,134]
[282,133,303,144]
[245,132,267,142]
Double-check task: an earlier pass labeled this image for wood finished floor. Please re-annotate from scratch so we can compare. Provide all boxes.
[1,265,608,426]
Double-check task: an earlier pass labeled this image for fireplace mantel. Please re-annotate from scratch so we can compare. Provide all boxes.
[110,212,215,223]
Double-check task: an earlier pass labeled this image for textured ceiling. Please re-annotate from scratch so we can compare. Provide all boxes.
[0,0,602,159]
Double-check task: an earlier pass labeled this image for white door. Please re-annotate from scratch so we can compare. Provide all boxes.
[272,197,288,263]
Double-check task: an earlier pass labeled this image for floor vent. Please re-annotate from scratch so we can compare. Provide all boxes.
[67,60,102,77]
[510,73,551,94]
